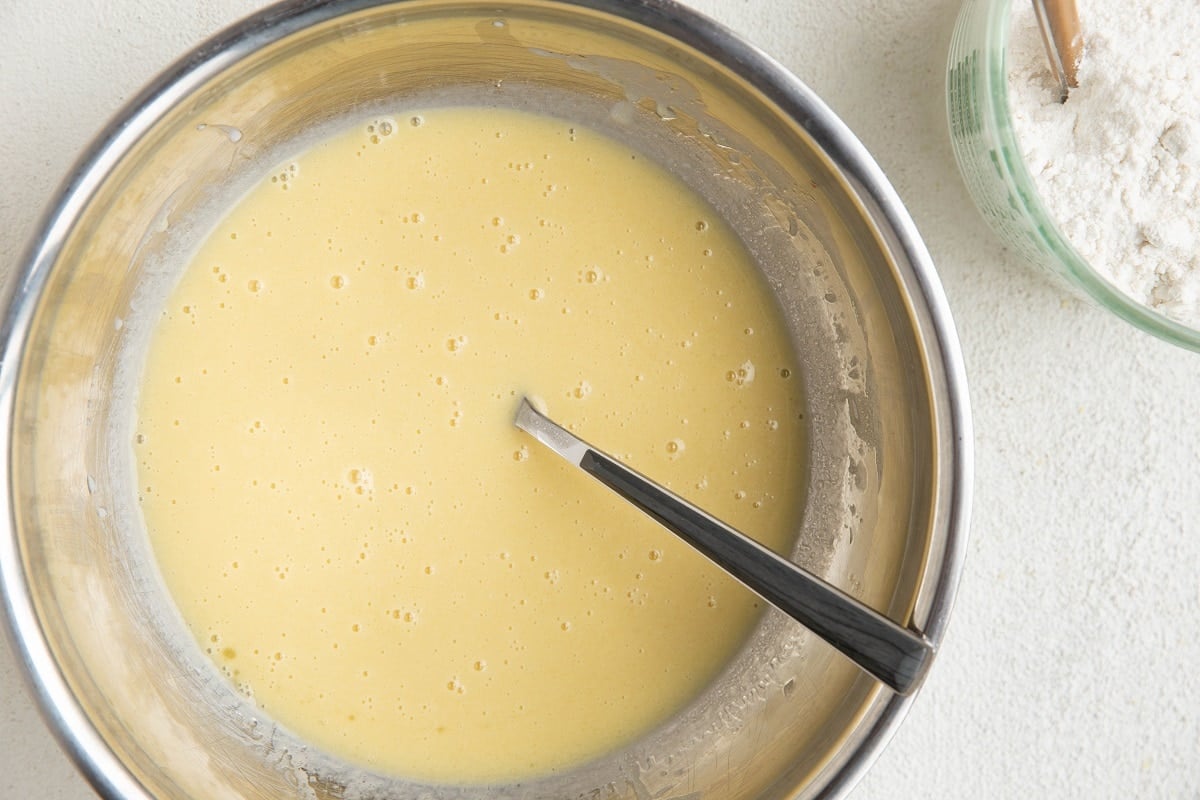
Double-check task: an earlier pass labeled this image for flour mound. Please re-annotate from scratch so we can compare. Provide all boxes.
[1008,1,1200,328]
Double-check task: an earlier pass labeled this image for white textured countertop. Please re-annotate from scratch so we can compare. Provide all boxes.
[3,1,1198,797]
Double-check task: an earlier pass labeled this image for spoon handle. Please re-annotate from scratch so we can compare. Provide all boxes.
[580,448,933,696]
[514,398,934,695]
[1032,0,1083,102]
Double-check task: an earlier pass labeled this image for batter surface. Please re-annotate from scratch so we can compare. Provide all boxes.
[135,106,806,782]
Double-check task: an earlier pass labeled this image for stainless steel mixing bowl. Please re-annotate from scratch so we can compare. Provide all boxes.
[0,1,972,798]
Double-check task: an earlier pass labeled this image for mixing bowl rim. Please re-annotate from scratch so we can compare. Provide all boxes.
[0,1,973,798]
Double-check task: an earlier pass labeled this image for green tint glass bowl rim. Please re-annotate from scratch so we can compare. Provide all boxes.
[949,0,1200,352]
[0,1,974,798]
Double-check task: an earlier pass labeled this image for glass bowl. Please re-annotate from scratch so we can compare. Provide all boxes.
[946,0,1200,352]
[0,1,972,798]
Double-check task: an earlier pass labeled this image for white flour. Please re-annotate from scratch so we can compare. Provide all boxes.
[1008,0,1200,328]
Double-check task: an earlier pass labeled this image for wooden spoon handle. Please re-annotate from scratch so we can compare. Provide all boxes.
[1046,0,1083,88]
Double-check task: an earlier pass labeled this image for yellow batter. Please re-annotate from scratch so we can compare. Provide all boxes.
[135,107,805,783]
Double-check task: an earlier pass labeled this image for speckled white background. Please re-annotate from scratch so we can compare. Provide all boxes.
[2,1,1198,797]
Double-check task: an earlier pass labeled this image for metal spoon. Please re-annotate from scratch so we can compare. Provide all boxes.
[513,398,934,696]
[1032,0,1083,103]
